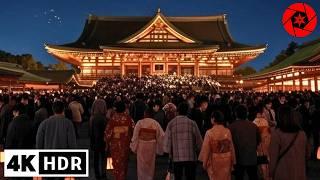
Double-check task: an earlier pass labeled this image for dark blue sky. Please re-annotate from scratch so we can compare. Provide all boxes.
[0,0,319,70]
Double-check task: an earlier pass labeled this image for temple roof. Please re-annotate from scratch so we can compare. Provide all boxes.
[46,11,264,52]
[0,62,50,82]
[246,38,320,78]
[28,70,75,83]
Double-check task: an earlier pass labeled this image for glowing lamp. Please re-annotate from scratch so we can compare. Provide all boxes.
[106,157,114,170]
[0,151,4,163]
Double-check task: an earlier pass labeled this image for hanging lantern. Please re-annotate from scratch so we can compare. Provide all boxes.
[317,146,320,160]
[106,157,114,170]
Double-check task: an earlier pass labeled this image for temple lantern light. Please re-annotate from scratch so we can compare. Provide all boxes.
[106,157,114,170]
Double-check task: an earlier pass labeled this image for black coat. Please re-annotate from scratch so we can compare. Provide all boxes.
[130,100,146,122]
[191,108,211,136]
[90,114,107,151]
[33,107,49,143]
[153,110,166,129]
[0,104,12,144]
[5,114,34,149]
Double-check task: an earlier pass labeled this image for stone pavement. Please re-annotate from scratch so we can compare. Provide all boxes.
[77,121,320,180]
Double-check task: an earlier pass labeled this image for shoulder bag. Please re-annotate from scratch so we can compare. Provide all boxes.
[272,132,299,177]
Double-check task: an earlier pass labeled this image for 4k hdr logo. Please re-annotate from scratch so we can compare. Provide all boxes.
[282,2,317,37]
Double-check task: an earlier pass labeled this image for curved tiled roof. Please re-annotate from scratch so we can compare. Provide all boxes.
[28,70,74,83]
[246,39,320,78]
[0,62,50,82]
[47,12,264,51]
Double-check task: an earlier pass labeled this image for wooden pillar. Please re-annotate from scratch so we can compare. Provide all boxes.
[9,80,12,93]
[121,60,125,76]
[95,57,97,78]
[299,76,303,91]
[308,79,312,90]
[195,59,199,77]
[111,56,114,76]
[281,80,284,92]
[293,79,296,91]
[138,60,142,77]
[314,76,318,91]
[215,58,218,76]
[267,79,270,92]
[177,58,181,76]
[165,62,168,74]
[151,59,154,75]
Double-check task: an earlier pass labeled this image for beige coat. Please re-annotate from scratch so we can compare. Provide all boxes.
[69,101,84,123]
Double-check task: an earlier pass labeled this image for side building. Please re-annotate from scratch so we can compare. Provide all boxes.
[244,38,320,92]
[45,9,266,87]
[0,62,74,91]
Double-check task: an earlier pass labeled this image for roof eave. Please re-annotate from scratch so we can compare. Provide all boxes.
[45,44,102,53]
[100,45,219,53]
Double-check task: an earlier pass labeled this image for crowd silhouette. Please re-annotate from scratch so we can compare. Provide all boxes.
[0,75,318,180]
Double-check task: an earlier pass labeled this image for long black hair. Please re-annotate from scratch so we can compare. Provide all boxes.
[277,105,301,133]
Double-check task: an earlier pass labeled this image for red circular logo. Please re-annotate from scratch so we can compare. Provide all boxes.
[282,2,317,37]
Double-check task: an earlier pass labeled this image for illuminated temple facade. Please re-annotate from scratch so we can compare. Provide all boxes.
[45,9,266,86]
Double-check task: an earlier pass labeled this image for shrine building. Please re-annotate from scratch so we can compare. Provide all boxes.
[45,9,266,86]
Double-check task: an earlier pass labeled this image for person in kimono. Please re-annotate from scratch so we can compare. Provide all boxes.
[130,108,165,180]
[253,104,271,180]
[199,110,236,180]
[105,101,135,180]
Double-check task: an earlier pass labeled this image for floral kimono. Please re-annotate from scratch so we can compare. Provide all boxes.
[130,118,165,180]
[105,112,135,180]
[199,125,236,180]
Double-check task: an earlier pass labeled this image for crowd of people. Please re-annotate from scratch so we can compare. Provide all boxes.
[0,75,319,180]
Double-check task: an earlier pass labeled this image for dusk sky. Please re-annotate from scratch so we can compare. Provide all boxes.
[0,0,319,70]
